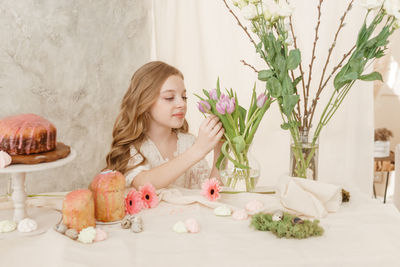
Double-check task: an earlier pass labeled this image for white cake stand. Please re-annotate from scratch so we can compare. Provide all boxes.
[0,149,76,222]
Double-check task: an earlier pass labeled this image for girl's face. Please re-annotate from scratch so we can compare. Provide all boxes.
[149,75,187,130]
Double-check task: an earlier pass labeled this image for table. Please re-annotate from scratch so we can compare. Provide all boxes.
[1,186,400,267]
[0,149,76,222]
[374,151,395,203]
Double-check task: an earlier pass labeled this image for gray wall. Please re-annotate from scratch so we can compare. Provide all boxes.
[0,0,152,194]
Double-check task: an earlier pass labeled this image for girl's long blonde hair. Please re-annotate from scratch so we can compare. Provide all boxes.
[106,61,188,174]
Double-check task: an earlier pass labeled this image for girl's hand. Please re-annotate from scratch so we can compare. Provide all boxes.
[194,115,224,156]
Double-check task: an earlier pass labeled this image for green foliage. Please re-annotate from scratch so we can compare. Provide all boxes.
[250,212,324,239]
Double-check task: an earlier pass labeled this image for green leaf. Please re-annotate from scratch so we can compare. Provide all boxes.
[238,105,247,135]
[221,142,249,169]
[258,70,274,81]
[280,122,290,130]
[194,93,205,101]
[282,74,294,96]
[293,76,302,88]
[232,136,246,153]
[202,89,210,98]
[282,95,299,117]
[267,77,282,98]
[275,55,286,72]
[359,71,383,82]
[287,49,301,70]
[215,153,226,170]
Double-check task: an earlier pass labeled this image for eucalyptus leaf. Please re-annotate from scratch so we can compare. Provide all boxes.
[282,95,299,117]
[258,70,274,81]
[359,71,383,81]
[267,77,282,98]
[287,49,301,70]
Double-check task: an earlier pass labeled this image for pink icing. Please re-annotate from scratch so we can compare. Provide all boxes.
[0,114,56,154]
[90,170,125,221]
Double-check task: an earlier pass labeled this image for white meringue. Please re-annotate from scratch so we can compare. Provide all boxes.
[232,209,248,220]
[214,205,232,216]
[172,221,187,233]
[78,227,96,244]
[185,218,200,233]
[245,200,264,213]
[94,228,107,242]
[0,151,12,168]
[17,218,38,233]
[0,220,17,233]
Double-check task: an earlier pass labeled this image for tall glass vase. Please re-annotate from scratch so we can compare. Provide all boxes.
[290,131,319,180]
[219,144,260,192]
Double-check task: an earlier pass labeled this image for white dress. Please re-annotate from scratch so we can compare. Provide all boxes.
[125,132,210,189]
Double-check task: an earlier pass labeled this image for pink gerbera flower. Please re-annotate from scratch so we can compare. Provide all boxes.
[125,189,143,215]
[140,183,159,209]
[201,178,221,201]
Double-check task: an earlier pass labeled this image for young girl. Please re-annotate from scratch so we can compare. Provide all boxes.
[106,61,224,189]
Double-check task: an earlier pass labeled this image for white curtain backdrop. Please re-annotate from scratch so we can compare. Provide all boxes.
[152,0,374,194]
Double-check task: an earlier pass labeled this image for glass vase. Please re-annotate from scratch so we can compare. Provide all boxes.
[219,144,260,192]
[290,131,319,180]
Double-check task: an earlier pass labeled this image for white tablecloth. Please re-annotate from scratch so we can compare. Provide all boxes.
[1,188,400,267]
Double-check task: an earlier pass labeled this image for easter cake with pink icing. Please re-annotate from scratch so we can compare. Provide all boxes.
[0,114,57,155]
[62,189,96,231]
[89,170,126,222]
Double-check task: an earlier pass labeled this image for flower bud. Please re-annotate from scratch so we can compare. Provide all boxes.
[198,100,211,113]
[256,93,268,108]
[209,88,218,100]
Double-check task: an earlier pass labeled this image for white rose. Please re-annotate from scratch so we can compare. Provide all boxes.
[241,4,258,20]
[384,0,400,19]
[277,0,294,17]
[360,0,384,10]
[267,1,280,20]
[238,0,249,9]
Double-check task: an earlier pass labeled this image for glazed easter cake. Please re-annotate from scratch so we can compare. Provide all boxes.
[62,189,96,231]
[89,170,126,222]
[0,114,56,155]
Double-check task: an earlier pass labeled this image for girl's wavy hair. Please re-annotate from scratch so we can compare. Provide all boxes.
[106,61,188,175]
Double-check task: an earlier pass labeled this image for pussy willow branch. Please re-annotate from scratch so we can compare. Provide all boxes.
[308,44,356,127]
[240,60,259,73]
[308,0,355,129]
[222,0,258,49]
[304,0,323,130]
[289,16,304,126]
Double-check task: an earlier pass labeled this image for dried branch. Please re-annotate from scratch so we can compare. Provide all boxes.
[222,0,258,49]
[240,60,259,73]
[307,0,355,129]
[304,0,324,130]
[289,15,306,126]
[308,44,355,127]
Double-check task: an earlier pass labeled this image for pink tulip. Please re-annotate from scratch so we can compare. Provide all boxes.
[216,95,235,115]
[198,101,211,113]
[216,99,227,115]
[209,89,218,100]
[226,98,235,114]
[256,93,268,108]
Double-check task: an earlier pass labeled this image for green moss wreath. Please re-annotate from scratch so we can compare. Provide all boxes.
[250,212,324,239]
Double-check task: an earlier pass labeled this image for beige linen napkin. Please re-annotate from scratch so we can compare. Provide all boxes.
[278,176,342,218]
